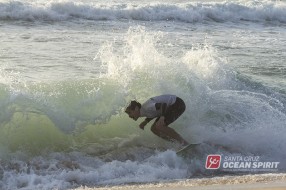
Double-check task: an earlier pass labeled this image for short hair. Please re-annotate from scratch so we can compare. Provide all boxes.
[125,100,141,112]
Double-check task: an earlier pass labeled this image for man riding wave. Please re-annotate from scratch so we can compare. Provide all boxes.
[125,94,189,146]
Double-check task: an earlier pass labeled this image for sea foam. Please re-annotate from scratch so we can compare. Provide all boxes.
[0,1,285,23]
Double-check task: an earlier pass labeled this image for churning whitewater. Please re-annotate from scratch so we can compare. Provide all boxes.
[0,1,286,23]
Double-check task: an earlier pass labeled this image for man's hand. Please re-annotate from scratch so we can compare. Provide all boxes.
[139,121,147,130]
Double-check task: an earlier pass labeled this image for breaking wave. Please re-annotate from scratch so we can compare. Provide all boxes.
[0,26,285,189]
[0,0,286,23]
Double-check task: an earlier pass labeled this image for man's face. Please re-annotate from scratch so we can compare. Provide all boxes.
[126,107,140,121]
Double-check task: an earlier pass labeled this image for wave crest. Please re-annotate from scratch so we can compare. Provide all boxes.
[0,1,286,23]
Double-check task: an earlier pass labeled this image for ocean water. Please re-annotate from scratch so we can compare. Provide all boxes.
[0,0,286,189]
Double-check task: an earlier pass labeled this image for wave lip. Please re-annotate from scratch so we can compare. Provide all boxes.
[0,1,286,23]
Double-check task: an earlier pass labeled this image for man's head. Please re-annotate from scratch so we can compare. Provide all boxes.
[125,100,141,121]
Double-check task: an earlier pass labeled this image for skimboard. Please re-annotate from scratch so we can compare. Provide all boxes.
[176,143,200,157]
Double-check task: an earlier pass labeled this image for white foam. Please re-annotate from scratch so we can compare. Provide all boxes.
[0,1,285,23]
[0,151,188,189]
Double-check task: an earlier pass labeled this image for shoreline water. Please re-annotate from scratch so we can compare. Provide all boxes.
[73,173,286,190]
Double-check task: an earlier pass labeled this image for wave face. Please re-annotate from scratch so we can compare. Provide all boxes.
[0,0,286,23]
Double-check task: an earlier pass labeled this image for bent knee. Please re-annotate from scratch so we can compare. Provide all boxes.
[151,124,158,133]
[152,124,165,133]
[155,122,165,131]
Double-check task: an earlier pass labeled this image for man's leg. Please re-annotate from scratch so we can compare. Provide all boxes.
[158,97,188,145]
[151,122,188,145]
[156,123,188,146]
[151,122,173,142]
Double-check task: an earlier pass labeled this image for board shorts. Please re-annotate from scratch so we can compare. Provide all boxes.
[155,97,186,126]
